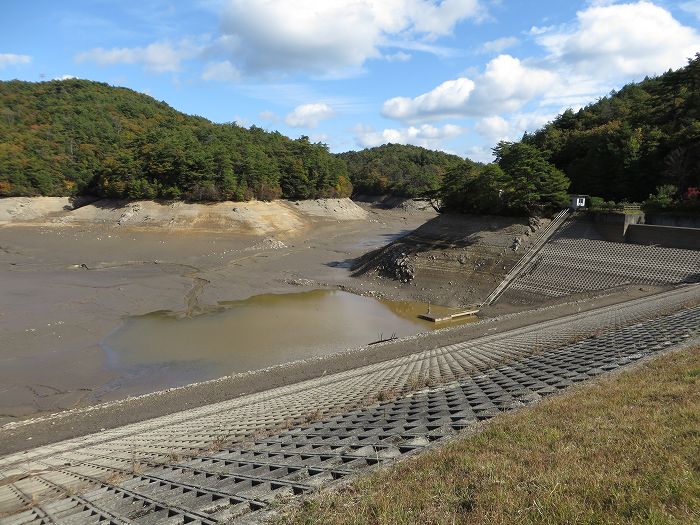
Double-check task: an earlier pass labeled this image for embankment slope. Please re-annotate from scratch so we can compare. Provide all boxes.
[351,213,550,307]
[0,197,367,234]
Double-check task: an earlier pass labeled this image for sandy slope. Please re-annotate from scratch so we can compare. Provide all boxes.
[0,196,93,222]
[0,197,367,234]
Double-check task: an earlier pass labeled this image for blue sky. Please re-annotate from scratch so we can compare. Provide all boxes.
[2,0,700,160]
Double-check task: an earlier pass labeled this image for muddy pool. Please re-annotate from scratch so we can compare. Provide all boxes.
[100,290,474,394]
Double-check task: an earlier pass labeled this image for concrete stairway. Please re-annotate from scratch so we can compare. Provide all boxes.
[482,208,571,306]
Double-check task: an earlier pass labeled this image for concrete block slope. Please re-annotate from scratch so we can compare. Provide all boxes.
[505,218,700,302]
[1,285,698,525]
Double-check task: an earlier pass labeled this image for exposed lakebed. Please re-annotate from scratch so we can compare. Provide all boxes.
[100,289,475,396]
[0,202,442,423]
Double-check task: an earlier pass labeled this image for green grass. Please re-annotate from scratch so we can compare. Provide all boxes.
[278,347,700,525]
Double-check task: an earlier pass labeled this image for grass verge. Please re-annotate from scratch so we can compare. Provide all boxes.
[278,346,700,524]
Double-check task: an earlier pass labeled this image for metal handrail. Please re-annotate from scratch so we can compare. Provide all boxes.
[481,208,571,306]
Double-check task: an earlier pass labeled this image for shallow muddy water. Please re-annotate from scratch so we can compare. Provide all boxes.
[100,290,474,394]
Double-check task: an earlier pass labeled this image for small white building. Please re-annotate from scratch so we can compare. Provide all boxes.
[570,194,589,209]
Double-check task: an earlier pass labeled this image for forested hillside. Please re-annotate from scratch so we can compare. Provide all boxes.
[337,144,464,197]
[523,55,700,203]
[0,80,350,200]
[3,57,699,208]
[440,142,570,215]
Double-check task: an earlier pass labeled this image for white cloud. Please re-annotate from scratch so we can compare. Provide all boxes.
[382,1,700,133]
[478,36,519,54]
[537,1,700,78]
[310,133,329,143]
[465,145,494,163]
[474,115,510,142]
[382,77,476,121]
[382,54,555,121]
[355,123,464,149]
[585,0,619,6]
[0,53,31,68]
[680,1,700,21]
[259,110,280,123]
[475,112,554,142]
[384,51,412,62]
[538,73,608,111]
[232,115,250,127]
[469,54,557,113]
[215,0,483,76]
[201,60,240,82]
[54,75,78,80]
[528,25,553,36]
[404,0,485,33]
[514,112,555,132]
[76,40,201,73]
[285,103,335,128]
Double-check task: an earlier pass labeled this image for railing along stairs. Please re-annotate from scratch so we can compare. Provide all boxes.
[481,208,572,306]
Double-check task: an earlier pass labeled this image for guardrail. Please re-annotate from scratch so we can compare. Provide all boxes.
[589,203,642,213]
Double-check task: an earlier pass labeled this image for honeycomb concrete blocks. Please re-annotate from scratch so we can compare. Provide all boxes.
[1,285,699,524]
[506,218,700,300]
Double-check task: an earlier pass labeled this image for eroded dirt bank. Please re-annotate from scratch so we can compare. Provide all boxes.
[0,196,368,232]
[350,213,551,308]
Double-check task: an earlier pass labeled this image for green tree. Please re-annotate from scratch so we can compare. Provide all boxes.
[338,143,463,197]
[644,184,678,210]
[439,163,509,214]
[524,54,700,201]
[494,142,570,213]
[440,162,478,212]
[281,158,310,199]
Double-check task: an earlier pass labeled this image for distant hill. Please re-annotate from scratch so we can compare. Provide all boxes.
[6,56,698,207]
[0,79,350,200]
[522,55,700,202]
[337,144,467,197]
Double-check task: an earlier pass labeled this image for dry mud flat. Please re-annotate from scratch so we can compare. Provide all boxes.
[0,197,437,423]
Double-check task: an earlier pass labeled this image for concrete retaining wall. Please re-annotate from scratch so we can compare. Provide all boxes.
[590,212,645,242]
[626,223,700,251]
[645,213,700,228]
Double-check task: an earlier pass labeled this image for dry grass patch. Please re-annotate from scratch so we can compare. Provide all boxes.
[279,347,700,525]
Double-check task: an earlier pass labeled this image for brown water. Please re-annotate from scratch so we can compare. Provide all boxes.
[100,290,474,394]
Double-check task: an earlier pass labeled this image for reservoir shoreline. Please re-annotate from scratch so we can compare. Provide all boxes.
[0,283,671,455]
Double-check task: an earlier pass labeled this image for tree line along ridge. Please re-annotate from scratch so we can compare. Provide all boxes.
[1,55,699,214]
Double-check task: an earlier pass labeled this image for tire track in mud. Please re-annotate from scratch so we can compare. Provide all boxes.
[70,259,212,318]
[184,274,210,317]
